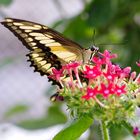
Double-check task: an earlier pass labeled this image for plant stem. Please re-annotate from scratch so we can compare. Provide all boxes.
[100,121,110,140]
[87,125,95,140]
[94,96,108,109]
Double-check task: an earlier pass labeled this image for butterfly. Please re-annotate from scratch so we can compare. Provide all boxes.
[1,18,98,88]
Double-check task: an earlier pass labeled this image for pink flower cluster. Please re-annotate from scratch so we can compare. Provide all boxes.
[49,50,140,103]
[82,50,130,99]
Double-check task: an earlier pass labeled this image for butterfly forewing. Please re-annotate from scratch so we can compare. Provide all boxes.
[1,18,84,87]
[1,18,83,59]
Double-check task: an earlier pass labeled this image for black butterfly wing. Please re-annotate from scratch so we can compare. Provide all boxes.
[1,18,84,87]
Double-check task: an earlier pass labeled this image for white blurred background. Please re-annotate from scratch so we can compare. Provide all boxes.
[0,0,85,122]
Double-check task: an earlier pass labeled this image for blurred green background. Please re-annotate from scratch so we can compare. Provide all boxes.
[60,0,140,72]
[0,0,140,140]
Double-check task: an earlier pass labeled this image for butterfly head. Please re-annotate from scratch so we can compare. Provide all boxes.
[89,45,99,52]
[83,45,99,63]
[89,45,99,61]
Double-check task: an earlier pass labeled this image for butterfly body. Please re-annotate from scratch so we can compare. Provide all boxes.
[1,18,97,86]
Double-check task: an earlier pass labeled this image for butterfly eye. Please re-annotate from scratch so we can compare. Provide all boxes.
[90,45,99,52]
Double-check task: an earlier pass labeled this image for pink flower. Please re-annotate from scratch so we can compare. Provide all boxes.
[114,85,126,96]
[63,61,82,88]
[92,56,105,65]
[137,78,140,84]
[102,50,117,59]
[82,87,98,100]
[83,65,101,79]
[107,63,131,78]
[120,67,131,78]
[102,50,117,65]
[49,68,64,81]
[99,83,115,98]
[103,71,118,82]
[63,61,81,77]
[63,61,81,71]
[113,65,122,75]
[130,71,136,80]
[133,127,140,136]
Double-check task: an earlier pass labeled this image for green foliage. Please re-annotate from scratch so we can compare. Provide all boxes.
[109,122,133,140]
[18,103,67,129]
[86,0,117,28]
[0,0,12,5]
[53,115,93,140]
[54,0,140,73]
[62,17,93,47]
[5,104,29,117]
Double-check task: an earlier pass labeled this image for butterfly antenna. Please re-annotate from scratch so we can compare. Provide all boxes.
[97,39,129,46]
[92,29,96,46]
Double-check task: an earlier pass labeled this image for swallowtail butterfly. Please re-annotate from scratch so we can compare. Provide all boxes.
[1,18,98,87]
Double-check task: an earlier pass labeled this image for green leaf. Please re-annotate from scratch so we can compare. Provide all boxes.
[0,0,13,5]
[53,115,93,140]
[5,104,29,117]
